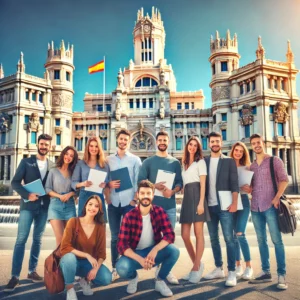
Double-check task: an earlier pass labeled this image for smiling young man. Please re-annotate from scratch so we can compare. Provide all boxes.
[244,134,289,289]
[106,129,142,280]
[116,180,179,297]
[4,134,54,292]
[138,131,183,285]
[203,132,239,287]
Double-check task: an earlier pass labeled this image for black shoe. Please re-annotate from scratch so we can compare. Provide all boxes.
[4,276,19,292]
[27,271,43,282]
[249,271,272,283]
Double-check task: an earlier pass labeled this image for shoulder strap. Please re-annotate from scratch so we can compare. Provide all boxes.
[270,157,278,194]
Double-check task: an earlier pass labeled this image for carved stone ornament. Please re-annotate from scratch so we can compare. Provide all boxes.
[160,70,166,86]
[0,113,11,132]
[274,102,289,123]
[240,104,254,126]
[218,121,227,130]
[160,124,166,132]
[130,132,155,151]
[138,119,144,140]
[52,93,72,108]
[115,98,121,121]
[159,97,165,119]
[28,113,40,132]
[200,128,209,137]
[75,133,83,139]
[87,130,96,137]
[55,126,63,134]
[187,128,198,136]
[175,128,184,138]
[99,129,107,138]
[212,86,230,102]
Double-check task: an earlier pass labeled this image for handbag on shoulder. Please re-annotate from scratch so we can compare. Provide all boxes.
[270,157,297,236]
[44,218,80,294]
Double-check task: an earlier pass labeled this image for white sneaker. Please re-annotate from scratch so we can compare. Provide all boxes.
[277,275,288,290]
[126,273,139,294]
[79,278,93,296]
[112,268,119,282]
[236,265,243,277]
[242,267,253,280]
[166,272,179,285]
[155,280,173,297]
[204,267,225,280]
[189,262,205,284]
[225,271,237,287]
[67,288,78,300]
[182,272,191,281]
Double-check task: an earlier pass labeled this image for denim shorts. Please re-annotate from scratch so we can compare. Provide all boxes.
[47,197,76,221]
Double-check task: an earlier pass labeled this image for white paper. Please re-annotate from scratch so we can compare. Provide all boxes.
[154,169,176,198]
[85,169,107,194]
[218,191,243,211]
[238,166,254,187]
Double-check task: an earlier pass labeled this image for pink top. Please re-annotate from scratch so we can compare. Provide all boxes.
[250,156,288,212]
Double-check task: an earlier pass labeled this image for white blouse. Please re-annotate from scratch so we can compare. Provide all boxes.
[182,159,207,186]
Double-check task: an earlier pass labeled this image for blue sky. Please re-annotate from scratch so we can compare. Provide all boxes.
[0,0,300,112]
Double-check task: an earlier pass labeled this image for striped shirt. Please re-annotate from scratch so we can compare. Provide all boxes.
[250,156,288,212]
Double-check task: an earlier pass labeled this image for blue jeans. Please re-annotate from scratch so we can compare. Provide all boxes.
[116,244,180,280]
[108,203,135,268]
[12,207,48,277]
[207,205,236,271]
[251,205,286,275]
[165,207,177,229]
[78,189,107,222]
[60,253,112,286]
[233,194,251,262]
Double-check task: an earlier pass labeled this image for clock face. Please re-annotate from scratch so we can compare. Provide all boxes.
[144,24,150,33]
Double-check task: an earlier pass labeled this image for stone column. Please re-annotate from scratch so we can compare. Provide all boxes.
[183,122,187,146]
[284,148,288,171]
[3,156,8,181]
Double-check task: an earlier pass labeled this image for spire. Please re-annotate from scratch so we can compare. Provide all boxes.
[226,29,231,41]
[286,40,294,63]
[17,52,25,73]
[216,30,219,39]
[256,36,265,60]
[0,63,4,79]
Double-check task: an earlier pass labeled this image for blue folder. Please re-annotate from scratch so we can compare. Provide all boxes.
[110,167,133,193]
[22,179,46,202]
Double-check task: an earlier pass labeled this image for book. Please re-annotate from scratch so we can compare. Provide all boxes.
[110,167,133,192]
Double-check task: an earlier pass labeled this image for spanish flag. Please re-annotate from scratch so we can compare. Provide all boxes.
[88,60,105,74]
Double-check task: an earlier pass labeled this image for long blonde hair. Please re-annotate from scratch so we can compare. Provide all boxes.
[229,141,251,166]
[83,137,106,168]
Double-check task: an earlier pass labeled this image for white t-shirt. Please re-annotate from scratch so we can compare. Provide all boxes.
[182,159,207,186]
[136,213,155,250]
[37,159,48,181]
[208,158,219,206]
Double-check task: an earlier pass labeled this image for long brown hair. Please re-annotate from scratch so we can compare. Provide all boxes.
[182,136,203,170]
[229,141,251,166]
[56,146,78,175]
[83,137,106,168]
[81,195,105,224]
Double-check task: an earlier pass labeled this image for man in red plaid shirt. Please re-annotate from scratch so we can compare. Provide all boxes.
[116,180,180,297]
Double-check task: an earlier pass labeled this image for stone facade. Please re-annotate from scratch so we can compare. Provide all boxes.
[0,7,299,192]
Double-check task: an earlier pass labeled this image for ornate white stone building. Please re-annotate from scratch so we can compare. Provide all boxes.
[0,7,299,193]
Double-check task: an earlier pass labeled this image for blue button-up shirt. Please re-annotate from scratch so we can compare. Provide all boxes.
[107,151,142,207]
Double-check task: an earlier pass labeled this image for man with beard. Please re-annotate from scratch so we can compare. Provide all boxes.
[116,180,179,297]
[245,134,288,289]
[4,134,54,293]
[106,129,142,281]
[203,132,239,287]
[138,131,182,285]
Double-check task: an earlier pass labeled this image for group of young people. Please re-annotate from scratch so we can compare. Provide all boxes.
[4,128,289,299]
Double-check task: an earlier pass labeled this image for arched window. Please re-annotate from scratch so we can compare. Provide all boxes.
[135,77,158,88]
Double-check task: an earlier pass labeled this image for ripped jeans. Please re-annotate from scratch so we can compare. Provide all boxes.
[233,194,251,262]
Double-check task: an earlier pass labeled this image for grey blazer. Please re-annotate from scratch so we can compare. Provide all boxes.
[204,154,239,209]
[11,155,54,211]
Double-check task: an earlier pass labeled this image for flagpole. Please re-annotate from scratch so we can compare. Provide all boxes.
[103,56,105,109]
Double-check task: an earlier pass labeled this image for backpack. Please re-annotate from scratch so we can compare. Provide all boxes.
[44,218,80,294]
[270,157,297,236]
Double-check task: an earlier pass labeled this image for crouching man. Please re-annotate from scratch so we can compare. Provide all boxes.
[116,180,180,297]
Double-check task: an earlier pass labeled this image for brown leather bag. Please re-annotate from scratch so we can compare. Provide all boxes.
[44,218,80,294]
